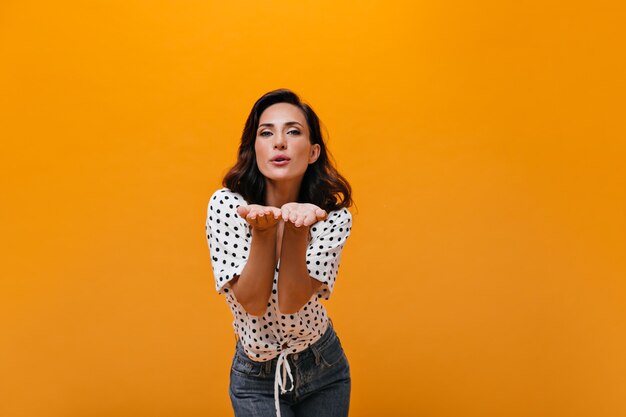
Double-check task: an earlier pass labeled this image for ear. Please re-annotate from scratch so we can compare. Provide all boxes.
[308,144,321,164]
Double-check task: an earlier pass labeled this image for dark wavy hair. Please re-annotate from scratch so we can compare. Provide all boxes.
[223,88,352,212]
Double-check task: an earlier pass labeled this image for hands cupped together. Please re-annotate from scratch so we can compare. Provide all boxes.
[237,203,327,231]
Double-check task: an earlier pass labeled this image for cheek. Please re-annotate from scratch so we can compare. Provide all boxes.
[291,147,313,172]
[254,142,279,177]
[299,144,315,164]
[254,141,267,161]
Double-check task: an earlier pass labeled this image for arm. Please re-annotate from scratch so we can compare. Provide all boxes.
[304,208,352,300]
[230,205,281,317]
[277,223,323,314]
[276,203,327,314]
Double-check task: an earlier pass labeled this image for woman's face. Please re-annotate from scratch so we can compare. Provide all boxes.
[255,102,320,185]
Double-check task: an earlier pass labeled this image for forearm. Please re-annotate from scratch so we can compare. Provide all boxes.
[230,227,277,316]
[277,225,321,314]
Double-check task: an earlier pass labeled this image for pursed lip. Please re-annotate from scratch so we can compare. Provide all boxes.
[270,154,291,162]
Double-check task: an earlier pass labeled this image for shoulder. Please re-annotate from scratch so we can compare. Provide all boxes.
[207,188,251,239]
[310,207,352,240]
[325,207,352,225]
[207,188,249,225]
[209,187,248,208]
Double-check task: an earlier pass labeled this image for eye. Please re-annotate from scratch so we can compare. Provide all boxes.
[287,129,301,135]
[259,131,272,137]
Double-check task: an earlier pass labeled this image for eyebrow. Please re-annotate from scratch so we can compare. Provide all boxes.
[258,121,303,129]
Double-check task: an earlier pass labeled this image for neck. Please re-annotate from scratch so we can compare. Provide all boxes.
[265,179,302,208]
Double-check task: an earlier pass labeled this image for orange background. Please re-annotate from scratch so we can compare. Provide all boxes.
[1,1,625,416]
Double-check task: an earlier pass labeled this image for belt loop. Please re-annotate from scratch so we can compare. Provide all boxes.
[264,359,272,375]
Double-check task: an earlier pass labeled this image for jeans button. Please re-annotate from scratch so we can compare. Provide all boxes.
[293,354,299,360]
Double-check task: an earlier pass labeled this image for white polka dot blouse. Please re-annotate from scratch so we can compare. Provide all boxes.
[205,187,352,360]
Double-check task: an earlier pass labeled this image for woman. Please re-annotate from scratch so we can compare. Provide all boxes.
[206,88,353,417]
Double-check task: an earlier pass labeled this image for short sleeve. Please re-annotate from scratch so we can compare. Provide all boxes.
[306,208,352,300]
[205,188,251,296]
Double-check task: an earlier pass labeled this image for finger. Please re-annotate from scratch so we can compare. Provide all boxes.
[264,209,277,223]
[289,210,299,223]
[270,214,281,226]
[300,212,312,227]
[299,213,308,227]
[237,205,250,218]
[252,214,268,228]
[248,207,262,220]
[316,208,327,220]
[282,208,291,222]
[270,207,281,219]
[294,213,305,227]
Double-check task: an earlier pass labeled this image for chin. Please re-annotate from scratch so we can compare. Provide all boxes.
[261,170,305,184]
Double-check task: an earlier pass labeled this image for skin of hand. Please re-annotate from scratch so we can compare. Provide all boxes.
[280,202,327,228]
[229,204,281,317]
[231,202,326,315]
[237,204,282,230]
[276,202,326,314]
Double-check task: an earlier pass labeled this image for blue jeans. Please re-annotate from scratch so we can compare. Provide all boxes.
[229,321,351,417]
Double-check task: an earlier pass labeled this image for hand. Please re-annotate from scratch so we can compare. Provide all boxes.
[280,203,327,228]
[237,204,282,231]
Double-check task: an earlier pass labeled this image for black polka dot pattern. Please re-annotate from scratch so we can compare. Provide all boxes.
[306,205,352,301]
[205,188,352,362]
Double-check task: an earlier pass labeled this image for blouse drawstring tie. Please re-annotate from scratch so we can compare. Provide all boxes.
[274,350,294,417]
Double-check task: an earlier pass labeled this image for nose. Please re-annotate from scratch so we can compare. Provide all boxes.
[273,132,287,150]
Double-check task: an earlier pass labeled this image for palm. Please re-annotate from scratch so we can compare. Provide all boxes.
[281,203,327,228]
[237,204,282,231]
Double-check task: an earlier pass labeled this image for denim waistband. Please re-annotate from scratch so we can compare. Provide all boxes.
[233,318,336,417]
[275,318,334,417]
